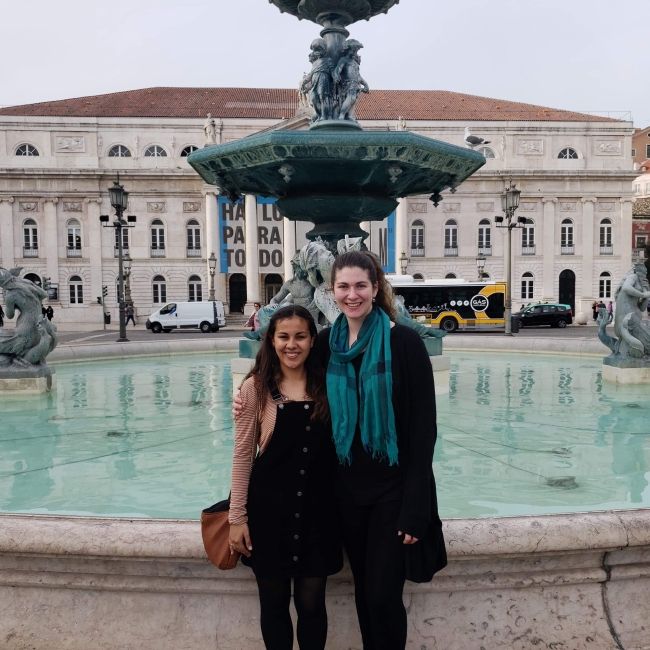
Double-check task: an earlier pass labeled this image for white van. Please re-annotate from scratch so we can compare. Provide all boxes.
[145,301,226,334]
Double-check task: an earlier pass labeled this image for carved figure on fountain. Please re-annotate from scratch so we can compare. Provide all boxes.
[599,261,650,366]
[0,268,58,370]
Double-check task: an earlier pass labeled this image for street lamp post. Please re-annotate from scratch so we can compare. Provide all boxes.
[100,177,136,343]
[476,253,486,281]
[495,182,524,336]
[208,252,217,301]
[398,250,408,275]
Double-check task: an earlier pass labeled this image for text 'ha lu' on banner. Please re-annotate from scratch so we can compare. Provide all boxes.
[217,196,284,273]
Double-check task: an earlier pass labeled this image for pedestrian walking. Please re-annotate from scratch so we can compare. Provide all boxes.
[245,302,262,332]
[45,305,54,321]
[0,303,4,327]
[125,304,136,326]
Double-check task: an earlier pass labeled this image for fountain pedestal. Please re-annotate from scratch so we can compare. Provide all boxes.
[0,367,55,394]
[602,359,650,384]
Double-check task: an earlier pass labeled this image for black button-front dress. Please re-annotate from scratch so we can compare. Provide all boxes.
[242,400,342,578]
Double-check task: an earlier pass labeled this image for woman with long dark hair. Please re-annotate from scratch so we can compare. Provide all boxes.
[318,250,445,650]
[229,304,342,650]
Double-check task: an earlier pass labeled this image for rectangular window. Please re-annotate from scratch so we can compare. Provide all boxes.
[114,228,129,249]
[69,284,83,304]
[599,278,611,299]
[646,144,650,158]
[151,228,165,249]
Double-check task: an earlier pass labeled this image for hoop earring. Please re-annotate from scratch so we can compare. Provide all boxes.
[372,297,376,303]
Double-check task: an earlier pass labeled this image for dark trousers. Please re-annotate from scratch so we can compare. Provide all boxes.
[338,499,407,650]
[125,315,136,326]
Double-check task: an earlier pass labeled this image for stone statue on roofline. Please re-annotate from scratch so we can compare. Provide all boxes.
[0,267,58,370]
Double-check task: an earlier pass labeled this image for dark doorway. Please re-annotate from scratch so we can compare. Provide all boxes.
[264,273,283,304]
[229,273,246,313]
[558,269,576,311]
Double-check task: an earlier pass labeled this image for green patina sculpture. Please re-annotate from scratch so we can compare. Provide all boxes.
[599,253,650,367]
[0,268,58,373]
[188,0,486,250]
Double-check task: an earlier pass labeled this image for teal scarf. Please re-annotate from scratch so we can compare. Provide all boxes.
[327,307,398,466]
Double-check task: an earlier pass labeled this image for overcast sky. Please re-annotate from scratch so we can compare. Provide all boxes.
[1,0,646,126]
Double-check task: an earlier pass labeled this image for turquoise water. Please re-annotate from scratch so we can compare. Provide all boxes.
[0,352,648,519]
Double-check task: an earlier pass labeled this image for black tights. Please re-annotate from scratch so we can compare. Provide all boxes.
[255,575,328,650]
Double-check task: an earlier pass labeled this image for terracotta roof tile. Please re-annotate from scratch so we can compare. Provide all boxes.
[0,87,619,122]
[634,198,650,216]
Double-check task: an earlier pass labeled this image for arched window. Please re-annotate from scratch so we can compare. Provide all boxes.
[186,219,201,256]
[558,147,579,159]
[521,218,535,254]
[599,272,612,299]
[521,272,534,300]
[108,144,131,157]
[15,143,39,156]
[150,219,166,256]
[477,146,495,159]
[444,220,458,255]
[188,275,203,302]
[23,218,38,256]
[69,275,83,304]
[180,145,199,157]
[24,272,41,286]
[560,218,574,253]
[412,273,424,280]
[144,145,167,158]
[599,218,613,254]
[444,273,457,279]
[152,275,167,304]
[66,219,82,256]
[410,219,424,256]
[477,218,491,254]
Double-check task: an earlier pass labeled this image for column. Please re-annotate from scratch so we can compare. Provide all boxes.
[579,198,596,316]
[394,198,408,274]
[244,194,261,310]
[619,199,633,274]
[541,198,557,300]
[0,197,15,270]
[43,198,60,294]
[204,189,226,302]
[85,198,104,306]
[283,216,296,281]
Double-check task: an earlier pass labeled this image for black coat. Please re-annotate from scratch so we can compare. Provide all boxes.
[316,324,447,582]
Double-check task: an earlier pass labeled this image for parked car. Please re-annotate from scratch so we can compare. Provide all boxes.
[514,303,573,328]
[145,301,225,333]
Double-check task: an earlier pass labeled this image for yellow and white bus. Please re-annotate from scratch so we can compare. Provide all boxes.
[388,275,506,332]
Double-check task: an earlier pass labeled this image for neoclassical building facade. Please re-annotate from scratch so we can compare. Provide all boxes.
[0,87,637,329]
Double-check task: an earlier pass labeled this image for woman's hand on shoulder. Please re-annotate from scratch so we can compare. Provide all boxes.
[229,523,252,557]
[232,389,243,419]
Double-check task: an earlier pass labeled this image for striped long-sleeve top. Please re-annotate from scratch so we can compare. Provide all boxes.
[228,377,279,525]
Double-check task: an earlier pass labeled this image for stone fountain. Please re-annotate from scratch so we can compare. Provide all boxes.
[188,0,485,249]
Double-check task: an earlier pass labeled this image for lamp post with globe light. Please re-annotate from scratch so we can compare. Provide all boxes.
[495,182,526,335]
[100,177,136,343]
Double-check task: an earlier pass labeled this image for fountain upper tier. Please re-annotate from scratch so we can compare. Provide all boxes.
[188,127,485,240]
[269,0,400,25]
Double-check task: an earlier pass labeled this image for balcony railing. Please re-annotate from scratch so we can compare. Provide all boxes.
[150,247,166,258]
[186,248,202,258]
[522,246,536,256]
[444,247,458,257]
[477,246,492,256]
[22,247,38,258]
[599,245,613,255]
[66,248,82,258]
[561,245,575,255]
[114,247,130,258]
[410,247,425,257]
